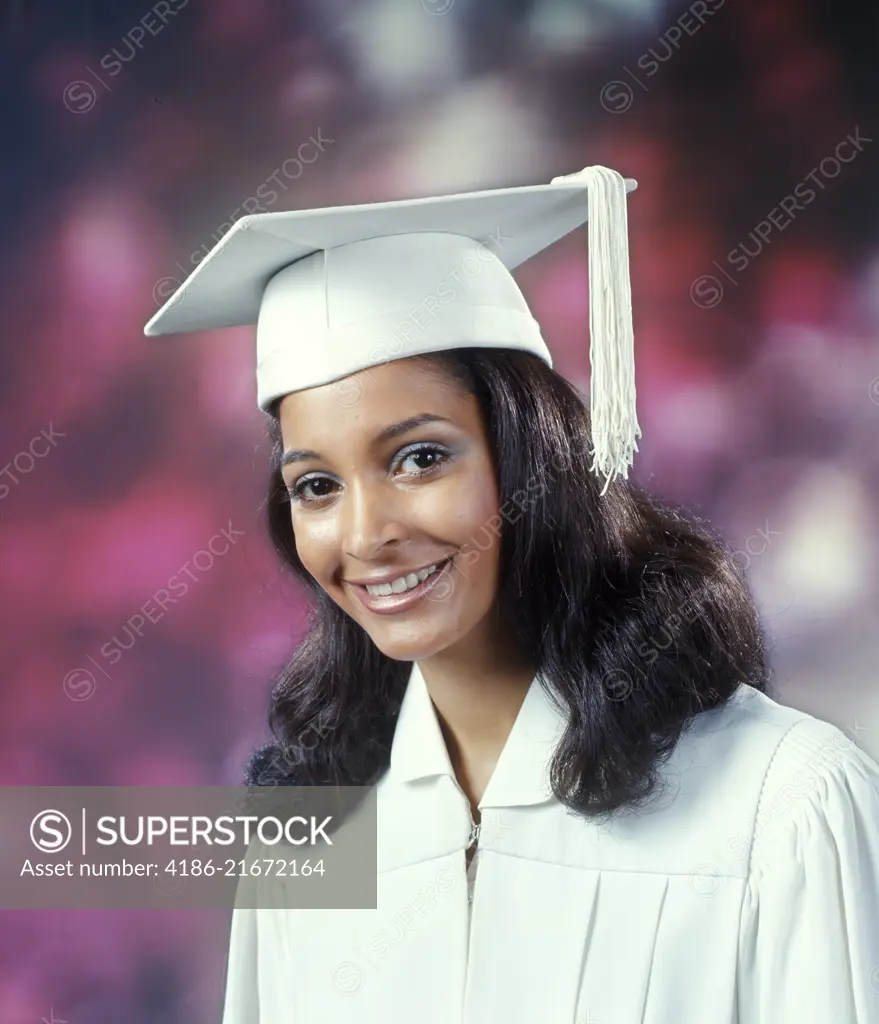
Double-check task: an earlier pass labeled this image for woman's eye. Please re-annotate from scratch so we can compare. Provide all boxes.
[287,476,335,504]
[397,445,450,474]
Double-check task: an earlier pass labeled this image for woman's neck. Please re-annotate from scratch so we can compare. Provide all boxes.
[416,615,536,819]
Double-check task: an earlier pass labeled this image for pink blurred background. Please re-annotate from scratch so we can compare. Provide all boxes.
[1,0,877,1020]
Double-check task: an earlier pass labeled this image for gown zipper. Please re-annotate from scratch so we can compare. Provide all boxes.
[466,810,480,903]
[461,792,480,1012]
[467,815,481,851]
[450,776,481,904]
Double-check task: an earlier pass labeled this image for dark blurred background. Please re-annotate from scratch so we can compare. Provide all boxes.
[1,0,877,1020]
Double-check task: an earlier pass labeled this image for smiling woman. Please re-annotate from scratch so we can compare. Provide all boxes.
[256,342,771,814]
[144,168,879,1023]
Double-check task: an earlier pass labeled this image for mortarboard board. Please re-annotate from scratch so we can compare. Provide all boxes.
[144,166,640,493]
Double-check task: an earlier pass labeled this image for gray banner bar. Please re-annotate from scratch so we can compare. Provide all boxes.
[0,786,376,909]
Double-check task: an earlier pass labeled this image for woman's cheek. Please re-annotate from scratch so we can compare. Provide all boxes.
[291,524,325,578]
[434,467,499,531]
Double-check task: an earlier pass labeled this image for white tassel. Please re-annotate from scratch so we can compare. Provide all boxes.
[551,165,641,495]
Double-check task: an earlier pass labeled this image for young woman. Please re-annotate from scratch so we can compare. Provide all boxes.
[145,169,879,1023]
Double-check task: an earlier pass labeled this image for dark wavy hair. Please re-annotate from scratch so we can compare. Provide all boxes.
[244,348,771,823]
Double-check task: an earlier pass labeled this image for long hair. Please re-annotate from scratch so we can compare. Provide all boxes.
[244,348,770,822]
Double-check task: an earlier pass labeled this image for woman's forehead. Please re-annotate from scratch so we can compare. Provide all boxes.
[280,358,461,417]
[277,358,477,447]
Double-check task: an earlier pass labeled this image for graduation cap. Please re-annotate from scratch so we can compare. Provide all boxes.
[144,166,640,493]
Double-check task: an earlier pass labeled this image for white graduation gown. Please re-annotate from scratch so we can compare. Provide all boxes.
[221,662,879,1023]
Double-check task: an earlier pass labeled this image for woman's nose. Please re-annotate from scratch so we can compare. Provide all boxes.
[339,479,407,561]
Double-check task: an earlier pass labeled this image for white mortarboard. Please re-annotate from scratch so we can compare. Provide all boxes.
[144,166,640,493]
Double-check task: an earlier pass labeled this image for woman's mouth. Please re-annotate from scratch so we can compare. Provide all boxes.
[347,558,454,615]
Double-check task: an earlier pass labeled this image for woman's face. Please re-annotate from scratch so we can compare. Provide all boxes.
[277,357,502,662]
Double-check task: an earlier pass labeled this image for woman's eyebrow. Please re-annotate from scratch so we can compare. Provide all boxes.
[280,413,456,467]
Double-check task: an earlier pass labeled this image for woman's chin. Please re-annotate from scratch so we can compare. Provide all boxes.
[367,624,460,663]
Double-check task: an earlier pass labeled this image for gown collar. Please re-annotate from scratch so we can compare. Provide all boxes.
[388,660,569,809]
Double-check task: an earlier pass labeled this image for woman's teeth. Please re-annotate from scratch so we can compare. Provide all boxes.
[365,563,442,597]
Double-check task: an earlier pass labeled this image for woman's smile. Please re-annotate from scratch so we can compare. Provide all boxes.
[344,555,456,615]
